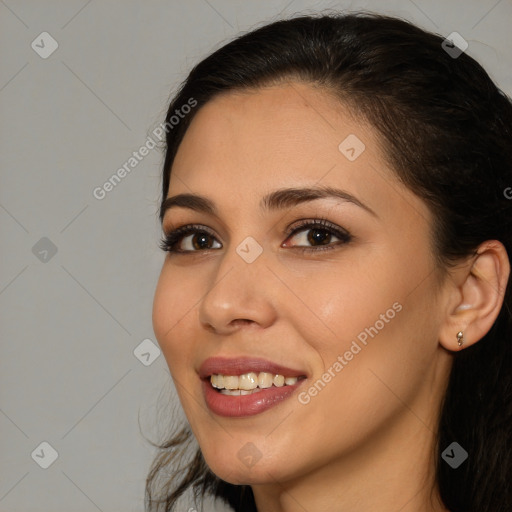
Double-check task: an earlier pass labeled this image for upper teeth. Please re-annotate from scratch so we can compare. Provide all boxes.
[211,372,298,390]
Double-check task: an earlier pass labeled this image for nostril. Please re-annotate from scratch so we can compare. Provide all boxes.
[231,319,254,326]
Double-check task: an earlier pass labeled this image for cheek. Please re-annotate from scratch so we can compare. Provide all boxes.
[280,247,438,405]
[152,267,200,373]
[277,254,402,358]
[152,270,208,428]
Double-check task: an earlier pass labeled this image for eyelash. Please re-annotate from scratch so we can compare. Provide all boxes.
[159,224,218,254]
[159,218,352,254]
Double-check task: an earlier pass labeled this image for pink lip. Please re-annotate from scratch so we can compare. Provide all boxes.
[199,357,307,417]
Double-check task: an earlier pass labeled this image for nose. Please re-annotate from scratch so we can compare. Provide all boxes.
[198,246,277,335]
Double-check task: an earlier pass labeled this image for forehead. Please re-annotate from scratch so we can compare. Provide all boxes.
[172,83,361,175]
[167,82,429,225]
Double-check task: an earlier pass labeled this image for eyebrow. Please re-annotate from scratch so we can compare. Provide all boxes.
[160,194,215,221]
[160,185,377,221]
[261,186,376,216]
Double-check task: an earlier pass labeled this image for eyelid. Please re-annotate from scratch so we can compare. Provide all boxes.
[284,218,351,241]
[162,223,218,238]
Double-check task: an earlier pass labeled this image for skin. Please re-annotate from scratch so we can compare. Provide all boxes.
[152,82,509,512]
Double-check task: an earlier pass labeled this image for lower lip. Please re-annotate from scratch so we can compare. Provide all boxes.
[202,379,303,417]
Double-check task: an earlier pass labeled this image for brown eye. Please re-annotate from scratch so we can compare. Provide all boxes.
[283,220,352,252]
[159,225,222,253]
[177,231,221,252]
[190,233,216,250]
[307,228,332,246]
[288,227,340,247]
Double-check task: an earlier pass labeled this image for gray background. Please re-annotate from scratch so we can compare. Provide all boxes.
[1,1,511,511]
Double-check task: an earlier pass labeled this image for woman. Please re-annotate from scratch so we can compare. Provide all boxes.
[148,12,512,512]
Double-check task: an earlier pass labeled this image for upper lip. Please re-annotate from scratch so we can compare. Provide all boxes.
[199,356,307,379]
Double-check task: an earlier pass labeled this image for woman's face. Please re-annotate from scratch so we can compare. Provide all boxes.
[153,82,452,485]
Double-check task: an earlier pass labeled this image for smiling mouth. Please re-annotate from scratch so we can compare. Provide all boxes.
[199,356,308,416]
[210,372,306,395]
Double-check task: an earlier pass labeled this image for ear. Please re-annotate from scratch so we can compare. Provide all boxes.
[439,240,510,352]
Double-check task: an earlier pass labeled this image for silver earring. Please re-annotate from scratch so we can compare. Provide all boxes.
[457,331,464,347]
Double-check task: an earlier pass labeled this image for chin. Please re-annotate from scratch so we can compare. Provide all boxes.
[205,456,284,486]
[199,436,304,486]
